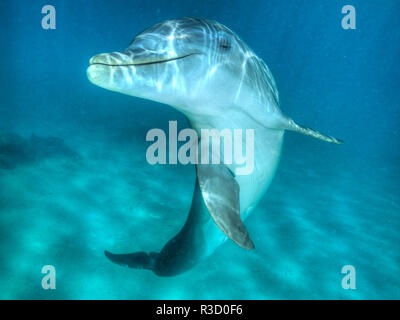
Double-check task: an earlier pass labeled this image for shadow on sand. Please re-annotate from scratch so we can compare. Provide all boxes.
[0,132,79,169]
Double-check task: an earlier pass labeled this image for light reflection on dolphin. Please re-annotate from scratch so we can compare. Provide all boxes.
[87,17,342,276]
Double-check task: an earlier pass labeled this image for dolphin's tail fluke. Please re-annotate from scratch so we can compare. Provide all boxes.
[282,117,343,144]
[104,250,159,270]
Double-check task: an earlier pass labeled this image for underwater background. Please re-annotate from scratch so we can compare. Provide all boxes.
[0,0,399,299]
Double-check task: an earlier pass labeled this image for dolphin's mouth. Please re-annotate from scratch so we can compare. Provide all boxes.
[89,53,197,67]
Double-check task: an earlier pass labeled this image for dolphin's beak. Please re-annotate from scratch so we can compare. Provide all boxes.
[89,50,197,67]
[89,51,138,66]
[87,49,197,90]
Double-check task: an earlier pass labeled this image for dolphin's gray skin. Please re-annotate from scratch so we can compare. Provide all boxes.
[87,17,342,277]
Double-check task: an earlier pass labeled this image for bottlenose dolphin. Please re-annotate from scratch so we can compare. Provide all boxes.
[87,17,342,276]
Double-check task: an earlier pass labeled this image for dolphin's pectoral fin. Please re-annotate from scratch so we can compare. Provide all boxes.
[280,117,344,145]
[104,250,159,270]
[196,163,255,250]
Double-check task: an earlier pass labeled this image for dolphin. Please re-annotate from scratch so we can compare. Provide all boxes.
[87,17,342,277]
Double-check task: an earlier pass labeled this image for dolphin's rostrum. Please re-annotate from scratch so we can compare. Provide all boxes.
[87,17,342,277]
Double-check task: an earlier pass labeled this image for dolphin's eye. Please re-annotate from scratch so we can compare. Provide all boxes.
[219,37,231,50]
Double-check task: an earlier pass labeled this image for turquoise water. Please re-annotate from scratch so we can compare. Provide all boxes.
[0,0,399,299]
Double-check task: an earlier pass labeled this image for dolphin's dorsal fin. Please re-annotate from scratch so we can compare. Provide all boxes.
[196,163,255,250]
